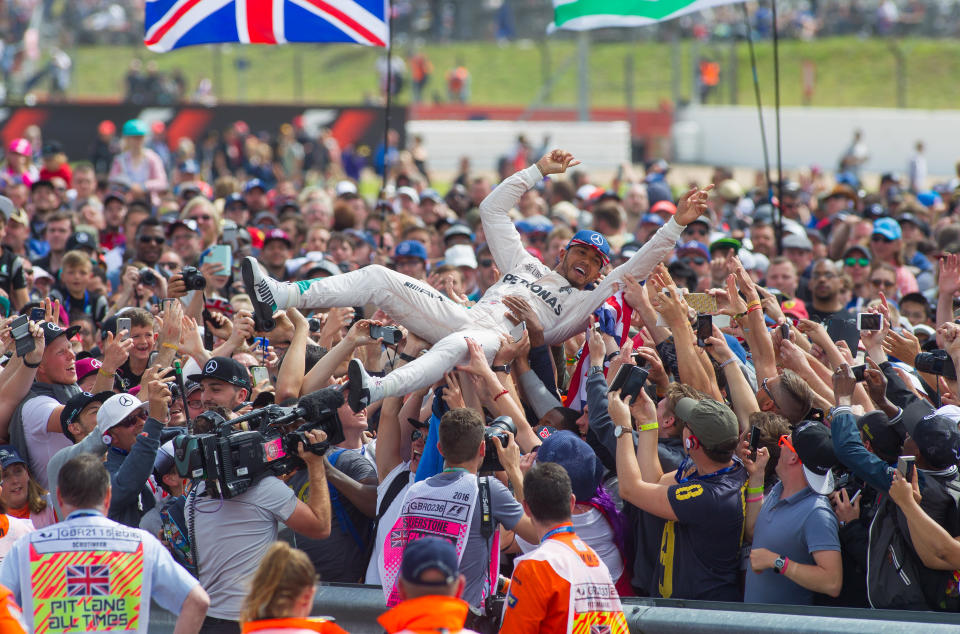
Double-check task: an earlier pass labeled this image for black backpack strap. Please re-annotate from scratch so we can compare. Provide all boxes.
[364,469,411,564]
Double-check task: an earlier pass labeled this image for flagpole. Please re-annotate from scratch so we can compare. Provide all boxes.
[379,0,394,249]
[740,4,772,206]
[771,0,784,254]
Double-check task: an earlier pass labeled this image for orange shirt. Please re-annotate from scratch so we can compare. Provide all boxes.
[241,616,348,634]
[377,595,473,634]
[500,523,628,634]
[0,584,26,634]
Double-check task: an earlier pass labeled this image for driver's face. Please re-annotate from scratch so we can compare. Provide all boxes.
[560,245,604,289]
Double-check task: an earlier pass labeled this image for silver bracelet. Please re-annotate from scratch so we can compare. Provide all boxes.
[719,357,737,369]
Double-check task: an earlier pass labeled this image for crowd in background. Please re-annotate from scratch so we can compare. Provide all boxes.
[0,112,955,632]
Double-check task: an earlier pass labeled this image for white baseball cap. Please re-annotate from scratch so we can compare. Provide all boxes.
[96,393,148,433]
[444,244,478,269]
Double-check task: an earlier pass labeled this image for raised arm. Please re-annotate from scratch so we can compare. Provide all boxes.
[479,150,579,274]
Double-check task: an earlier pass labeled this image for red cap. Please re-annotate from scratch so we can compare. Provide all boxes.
[651,200,677,215]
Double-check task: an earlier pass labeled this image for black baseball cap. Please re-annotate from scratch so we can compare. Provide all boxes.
[41,321,80,346]
[913,413,960,470]
[60,390,114,438]
[792,420,838,495]
[66,228,99,253]
[857,410,905,458]
[400,536,459,586]
[188,356,251,390]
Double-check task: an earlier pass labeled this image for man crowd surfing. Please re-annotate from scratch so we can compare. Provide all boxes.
[0,117,956,633]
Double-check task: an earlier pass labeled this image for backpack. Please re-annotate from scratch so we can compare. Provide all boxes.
[867,474,960,611]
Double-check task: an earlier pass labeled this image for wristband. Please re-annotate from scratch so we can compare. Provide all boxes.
[604,351,620,362]
[782,557,790,574]
[493,389,509,402]
[398,352,417,362]
[746,304,763,314]
[746,495,764,504]
[733,311,747,321]
[98,368,114,377]
[746,486,764,495]
[23,358,40,369]
[639,422,659,432]
[161,342,179,351]
[746,299,762,310]
[719,357,736,369]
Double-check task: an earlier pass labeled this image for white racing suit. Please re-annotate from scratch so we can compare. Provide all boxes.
[295,164,683,399]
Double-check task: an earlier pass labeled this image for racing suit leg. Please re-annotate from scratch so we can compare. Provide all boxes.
[369,328,502,401]
[296,265,473,343]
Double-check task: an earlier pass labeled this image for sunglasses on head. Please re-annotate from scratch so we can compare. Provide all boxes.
[139,236,165,245]
[844,257,870,267]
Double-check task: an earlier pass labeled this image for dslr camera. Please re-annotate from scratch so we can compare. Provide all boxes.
[915,350,957,380]
[139,267,159,287]
[180,266,207,291]
[479,416,517,473]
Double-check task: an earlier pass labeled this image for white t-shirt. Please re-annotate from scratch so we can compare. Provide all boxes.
[0,516,34,565]
[364,460,413,585]
[21,396,70,489]
[516,506,624,582]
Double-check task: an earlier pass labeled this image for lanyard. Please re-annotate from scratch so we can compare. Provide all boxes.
[66,510,103,520]
[675,457,741,484]
[541,524,575,544]
[443,467,470,474]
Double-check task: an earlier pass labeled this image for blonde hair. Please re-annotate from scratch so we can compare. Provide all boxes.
[240,542,316,624]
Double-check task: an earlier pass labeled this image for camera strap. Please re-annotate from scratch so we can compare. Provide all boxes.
[479,476,493,541]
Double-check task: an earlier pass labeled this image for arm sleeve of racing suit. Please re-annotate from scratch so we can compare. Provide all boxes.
[831,407,893,492]
[478,164,544,275]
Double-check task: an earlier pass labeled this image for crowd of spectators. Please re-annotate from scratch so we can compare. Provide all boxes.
[0,112,955,633]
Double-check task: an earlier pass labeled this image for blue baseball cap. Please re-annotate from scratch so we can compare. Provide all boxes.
[566,230,611,265]
[515,216,554,235]
[394,240,427,261]
[676,240,711,261]
[401,536,459,586]
[0,445,26,469]
[640,213,664,227]
[535,430,603,502]
[873,217,902,241]
[244,178,267,194]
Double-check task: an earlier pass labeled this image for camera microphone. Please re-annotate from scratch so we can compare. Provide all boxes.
[296,387,345,422]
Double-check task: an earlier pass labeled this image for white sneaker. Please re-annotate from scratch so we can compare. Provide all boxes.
[241,256,298,331]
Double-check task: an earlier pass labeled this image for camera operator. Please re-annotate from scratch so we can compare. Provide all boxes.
[101,373,169,528]
[188,356,252,417]
[0,454,210,634]
[380,407,537,609]
[9,321,126,489]
[189,428,332,634]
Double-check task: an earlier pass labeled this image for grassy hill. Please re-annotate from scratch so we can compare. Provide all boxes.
[66,36,960,110]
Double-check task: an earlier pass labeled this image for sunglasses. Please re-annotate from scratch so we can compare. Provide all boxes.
[139,236,165,245]
[479,258,495,268]
[190,215,212,222]
[870,235,893,243]
[681,257,707,266]
[844,257,870,267]
[118,410,147,427]
[871,279,897,289]
[684,228,709,237]
[778,433,796,455]
[760,377,782,411]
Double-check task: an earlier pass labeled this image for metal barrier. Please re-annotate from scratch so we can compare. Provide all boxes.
[148,583,960,633]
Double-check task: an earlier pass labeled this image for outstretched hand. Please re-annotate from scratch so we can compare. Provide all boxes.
[675,184,715,226]
[535,150,581,176]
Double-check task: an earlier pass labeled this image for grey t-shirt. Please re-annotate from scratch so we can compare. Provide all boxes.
[189,476,298,620]
[421,471,524,606]
[290,448,377,583]
[744,482,841,605]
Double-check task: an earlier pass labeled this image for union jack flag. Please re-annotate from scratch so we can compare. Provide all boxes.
[145,0,389,53]
[66,564,111,596]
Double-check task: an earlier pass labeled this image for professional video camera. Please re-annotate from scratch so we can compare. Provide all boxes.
[172,387,345,499]
[915,350,957,380]
[479,416,517,473]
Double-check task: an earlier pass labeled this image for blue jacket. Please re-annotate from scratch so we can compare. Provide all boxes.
[105,416,163,528]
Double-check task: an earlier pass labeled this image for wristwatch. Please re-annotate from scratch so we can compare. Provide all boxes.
[773,555,786,574]
[614,425,630,439]
[491,364,511,375]
[588,365,604,377]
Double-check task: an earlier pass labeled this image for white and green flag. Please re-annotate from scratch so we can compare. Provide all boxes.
[551,0,746,31]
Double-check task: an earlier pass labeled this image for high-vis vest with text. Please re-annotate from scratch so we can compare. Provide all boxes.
[16,513,152,634]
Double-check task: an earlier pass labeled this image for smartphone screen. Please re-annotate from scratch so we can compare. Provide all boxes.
[851,364,867,382]
[116,317,131,340]
[897,455,916,482]
[29,307,44,322]
[251,366,269,385]
[696,314,712,347]
[858,313,882,331]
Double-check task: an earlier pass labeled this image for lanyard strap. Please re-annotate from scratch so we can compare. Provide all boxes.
[443,467,470,474]
[541,524,575,544]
